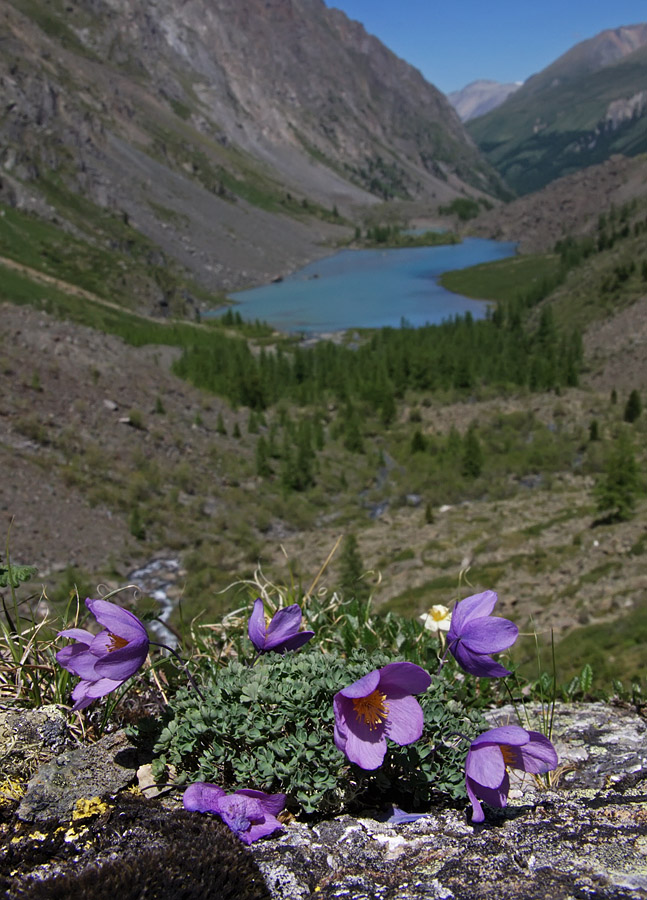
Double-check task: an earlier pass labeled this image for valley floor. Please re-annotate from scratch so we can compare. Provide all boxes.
[2,292,646,684]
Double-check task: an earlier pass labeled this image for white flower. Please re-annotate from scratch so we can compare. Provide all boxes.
[419,604,451,633]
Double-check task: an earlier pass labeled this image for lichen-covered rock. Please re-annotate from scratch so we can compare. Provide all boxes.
[251,778,647,899]
[5,703,647,899]
[0,706,72,782]
[17,730,137,823]
[250,701,647,899]
[485,701,647,792]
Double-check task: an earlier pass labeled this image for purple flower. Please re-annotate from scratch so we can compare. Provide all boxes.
[465,725,558,823]
[333,662,431,770]
[447,590,518,678]
[56,598,149,710]
[183,782,285,844]
[248,598,314,654]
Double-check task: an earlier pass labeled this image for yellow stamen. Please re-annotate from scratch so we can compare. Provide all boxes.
[107,633,129,652]
[352,689,389,729]
[499,744,517,768]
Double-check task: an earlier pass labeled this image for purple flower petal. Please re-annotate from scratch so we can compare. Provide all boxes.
[466,743,506,789]
[342,724,387,769]
[57,644,101,679]
[463,727,557,822]
[466,772,510,820]
[446,590,518,679]
[184,784,285,844]
[83,676,125,699]
[386,805,434,824]
[465,775,485,823]
[471,725,529,748]
[507,731,559,774]
[451,640,512,678]
[264,604,303,648]
[247,599,313,653]
[57,628,94,644]
[214,794,255,835]
[272,630,315,652]
[86,598,148,643]
[57,599,149,709]
[235,789,287,819]
[459,617,519,654]
[183,782,227,813]
[334,664,431,769]
[338,669,381,699]
[56,642,95,674]
[94,649,148,681]
[247,598,267,650]
[449,590,498,636]
[384,695,424,746]
[378,662,431,697]
[334,692,388,768]
[71,676,122,709]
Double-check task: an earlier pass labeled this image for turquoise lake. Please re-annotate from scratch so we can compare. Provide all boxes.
[224,238,517,333]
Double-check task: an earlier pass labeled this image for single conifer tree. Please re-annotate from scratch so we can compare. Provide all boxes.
[255,435,272,478]
[624,389,642,423]
[410,429,427,454]
[462,423,484,479]
[594,428,640,521]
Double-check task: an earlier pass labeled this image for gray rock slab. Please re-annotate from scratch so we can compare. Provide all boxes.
[251,702,647,899]
[17,729,137,822]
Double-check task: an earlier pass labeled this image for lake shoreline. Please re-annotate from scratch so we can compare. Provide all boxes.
[210,238,518,334]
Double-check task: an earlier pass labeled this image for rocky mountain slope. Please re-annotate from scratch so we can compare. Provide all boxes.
[468,24,647,194]
[1,0,501,299]
[447,80,521,122]
[468,153,647,252]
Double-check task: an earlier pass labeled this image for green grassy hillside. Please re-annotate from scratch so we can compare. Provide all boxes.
[469,43,647,194]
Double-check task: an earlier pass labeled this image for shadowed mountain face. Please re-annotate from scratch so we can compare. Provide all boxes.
[0,0,501,295]
[468,23,647,195]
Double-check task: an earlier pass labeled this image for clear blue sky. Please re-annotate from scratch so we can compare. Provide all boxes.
[327,1,647,94]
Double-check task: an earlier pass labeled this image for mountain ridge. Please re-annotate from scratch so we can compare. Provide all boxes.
[1,0,502,303]
[468,23,647,194]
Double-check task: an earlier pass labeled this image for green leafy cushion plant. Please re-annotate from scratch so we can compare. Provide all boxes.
[151,648,484,815]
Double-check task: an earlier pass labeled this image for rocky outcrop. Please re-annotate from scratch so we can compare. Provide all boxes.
[2,701,646,898]
[447,80,522,123]
[467,153,647,252]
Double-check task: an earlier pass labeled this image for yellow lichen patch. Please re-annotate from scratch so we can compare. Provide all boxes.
[0,778,25,803]
[64,825,89,843]
[11,830,47,844]
[125,784,143,796]
[71,796,111,821]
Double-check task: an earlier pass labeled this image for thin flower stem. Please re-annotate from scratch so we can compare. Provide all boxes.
[149,641,205,701]
[436,644,450,676]
[548,628,557,741]
[506,674,531,731]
